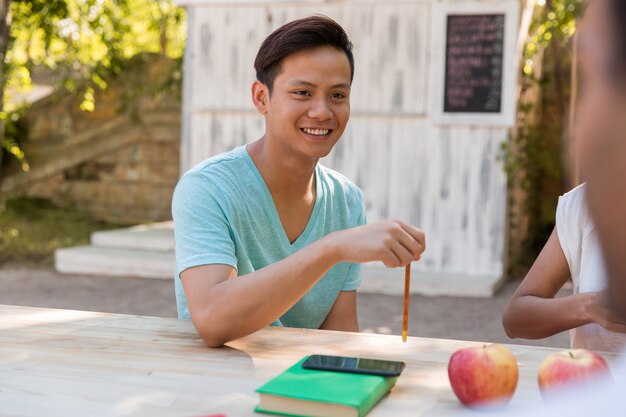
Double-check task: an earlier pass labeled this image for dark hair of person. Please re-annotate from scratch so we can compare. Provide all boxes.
[254,15,354,93]
[609,0,626,76]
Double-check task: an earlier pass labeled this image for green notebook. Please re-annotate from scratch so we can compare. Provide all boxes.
[255,356,398,417]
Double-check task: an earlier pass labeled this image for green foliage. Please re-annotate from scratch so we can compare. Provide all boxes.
[503,0,585,275]
[0,107,28,171]
[0,196,126,266]
[1,0,186,170]
[522,0,584,78]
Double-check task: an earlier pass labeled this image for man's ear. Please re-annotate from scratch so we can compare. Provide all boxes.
[252,81,269,115]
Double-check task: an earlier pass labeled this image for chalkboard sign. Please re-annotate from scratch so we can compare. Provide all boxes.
[443,14,505,114]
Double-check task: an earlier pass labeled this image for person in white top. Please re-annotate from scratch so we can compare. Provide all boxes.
[556,184,626,352]
[481,0,626,415]
[460,0,626,417]
[502,182,626,352]
[502,1,626,353]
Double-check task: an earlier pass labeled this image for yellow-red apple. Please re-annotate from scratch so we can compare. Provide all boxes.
[448,344,519,408]
[538,349,610,397]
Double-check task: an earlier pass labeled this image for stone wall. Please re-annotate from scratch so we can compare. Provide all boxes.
[26,125,180,224]
[3,55,182,224]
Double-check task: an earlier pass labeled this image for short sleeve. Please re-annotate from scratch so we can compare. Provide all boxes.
[555,184,586,284]
[172,172,238,279]
[340,190,367,291]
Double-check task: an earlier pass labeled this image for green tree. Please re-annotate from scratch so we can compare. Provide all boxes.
[0,0,185,179]
[504,0,585,274]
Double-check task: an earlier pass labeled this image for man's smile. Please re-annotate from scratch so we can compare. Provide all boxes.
[300,127,333,137]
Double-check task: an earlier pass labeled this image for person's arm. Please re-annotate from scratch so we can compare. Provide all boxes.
[502,229,586,339]
[183,220,425,347]
[319,291,359,332]
[503,228,624,339]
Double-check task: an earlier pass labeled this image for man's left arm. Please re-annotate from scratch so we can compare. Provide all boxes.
[320,290,359,332]
[320,189,366,332]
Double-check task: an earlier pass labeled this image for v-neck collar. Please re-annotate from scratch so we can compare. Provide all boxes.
[241,146,323,250]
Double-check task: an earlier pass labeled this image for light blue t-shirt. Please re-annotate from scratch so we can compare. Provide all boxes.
[172,145,366,329]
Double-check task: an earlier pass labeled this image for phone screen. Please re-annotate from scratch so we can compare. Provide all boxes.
[301,355,405,377]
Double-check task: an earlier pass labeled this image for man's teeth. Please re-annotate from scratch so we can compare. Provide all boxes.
[303,128,330,136]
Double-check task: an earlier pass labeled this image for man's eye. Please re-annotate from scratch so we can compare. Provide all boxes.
[331,93,347,99]
[293,91,311,97]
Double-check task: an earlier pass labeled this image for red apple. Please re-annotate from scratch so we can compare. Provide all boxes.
[538,349,611,397]
[448,344,519,408]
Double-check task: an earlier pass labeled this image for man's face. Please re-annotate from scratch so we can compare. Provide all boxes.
[262,45,351,160]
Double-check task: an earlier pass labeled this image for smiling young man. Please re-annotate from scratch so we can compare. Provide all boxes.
[172,16,425,348]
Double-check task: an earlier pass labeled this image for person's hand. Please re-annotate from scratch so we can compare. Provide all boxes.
[327,220,425,268]
[585,290,626,333]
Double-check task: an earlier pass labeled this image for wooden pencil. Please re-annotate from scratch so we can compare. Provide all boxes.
[402,264,411,342]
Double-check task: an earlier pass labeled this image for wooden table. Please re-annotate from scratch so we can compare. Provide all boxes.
[0,304,622,417]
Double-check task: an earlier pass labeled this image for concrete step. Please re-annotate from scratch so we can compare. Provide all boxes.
[92,222,174,252]
[55,246,175,279]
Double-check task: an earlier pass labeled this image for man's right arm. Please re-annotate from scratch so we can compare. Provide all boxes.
[182,220,425,347]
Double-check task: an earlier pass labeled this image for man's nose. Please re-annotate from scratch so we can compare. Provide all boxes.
[307,97,333,120]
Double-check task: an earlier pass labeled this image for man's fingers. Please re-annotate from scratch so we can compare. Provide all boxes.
[396,221,426,256]
[389,241,414,267]
[382,248,402,268]
[396,229,424,260]
[412,228,426,253]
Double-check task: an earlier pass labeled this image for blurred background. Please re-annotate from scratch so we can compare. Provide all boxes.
[0,0,584,348]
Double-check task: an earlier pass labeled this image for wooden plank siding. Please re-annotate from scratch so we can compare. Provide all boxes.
[178,0,513,296]
[186,4,430,114]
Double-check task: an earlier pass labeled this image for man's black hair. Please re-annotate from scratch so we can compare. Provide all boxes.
[254,15,354,92]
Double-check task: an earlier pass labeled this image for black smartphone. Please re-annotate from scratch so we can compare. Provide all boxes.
[301,354,405,377]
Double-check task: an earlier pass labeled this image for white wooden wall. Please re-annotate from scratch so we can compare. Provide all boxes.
[178,0,516,296]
